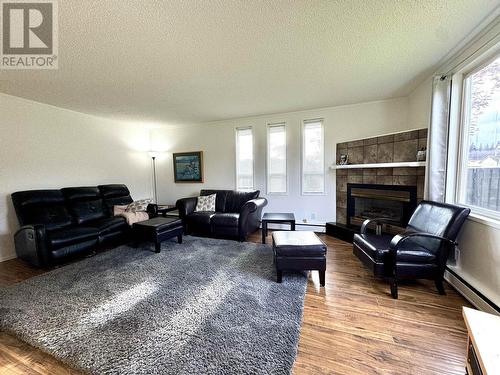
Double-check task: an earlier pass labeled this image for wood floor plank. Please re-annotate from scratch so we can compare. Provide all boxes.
[0,231,471,374]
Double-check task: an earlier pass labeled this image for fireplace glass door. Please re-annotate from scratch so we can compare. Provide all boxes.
[347,184,417,229]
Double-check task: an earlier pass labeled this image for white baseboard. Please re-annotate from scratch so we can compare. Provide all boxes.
[0,253,17,263]
[445,270,499,316]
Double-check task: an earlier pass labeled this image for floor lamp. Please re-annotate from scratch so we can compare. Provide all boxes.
[149,151,159,203]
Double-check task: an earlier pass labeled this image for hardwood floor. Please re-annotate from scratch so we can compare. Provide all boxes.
[0,232,471,375]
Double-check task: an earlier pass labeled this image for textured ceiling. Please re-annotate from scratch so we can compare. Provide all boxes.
[0,0,498,125]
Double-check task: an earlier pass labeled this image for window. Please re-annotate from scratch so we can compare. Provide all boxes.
[235,127,254,191]
[457,54,500,218]
[302,119,325,194]
[267,123,287,194]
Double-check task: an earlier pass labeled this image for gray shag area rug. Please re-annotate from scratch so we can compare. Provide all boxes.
[0,236,307,374]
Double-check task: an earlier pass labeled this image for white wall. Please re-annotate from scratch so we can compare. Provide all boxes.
[152,98,412,226]
[0,94,154,261]
[407,73,500,309]
[408,78,432,130]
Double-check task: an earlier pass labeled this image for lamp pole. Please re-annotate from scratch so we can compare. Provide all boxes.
[151,155,158,203]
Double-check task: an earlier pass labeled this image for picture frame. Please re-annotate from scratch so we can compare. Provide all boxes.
[173,151,204,183]
[339,154,349,165]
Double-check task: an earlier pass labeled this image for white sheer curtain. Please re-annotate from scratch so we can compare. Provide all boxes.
[426,75,452,202]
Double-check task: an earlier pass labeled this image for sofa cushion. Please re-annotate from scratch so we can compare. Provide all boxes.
[62,187,107,225]
[185,211,215,226]
[11,190,73,230]
[353,233,393,263]
[195,194,216,212]
[211,213,239,227]
[225,190,260,213]
[88,217,128,234]
[126,199,153,213]
[48,226,99,250]
[353,233,436,264]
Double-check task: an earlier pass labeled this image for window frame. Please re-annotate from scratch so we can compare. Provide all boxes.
[235,126,255,191]
[450,48,500,222]
[266,122,288,195]
[301,118,326,196]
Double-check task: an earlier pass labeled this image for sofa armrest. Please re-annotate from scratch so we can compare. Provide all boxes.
[389,232,456,251]
[360,217,398,234]
[388,231,456,270]
[239,198,268,240]
[176,197,198,219]
[14,224,51,268]
[146,203,158,218]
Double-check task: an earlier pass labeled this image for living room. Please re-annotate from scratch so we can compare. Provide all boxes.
[1,1,500,374]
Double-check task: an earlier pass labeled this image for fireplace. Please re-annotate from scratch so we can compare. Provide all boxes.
[347,183,417,229]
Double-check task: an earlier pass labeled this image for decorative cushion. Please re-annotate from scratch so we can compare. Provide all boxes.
[126,199,153,213]
[113,205,128,216]
[119,211,150,226]
[195,194,216,212]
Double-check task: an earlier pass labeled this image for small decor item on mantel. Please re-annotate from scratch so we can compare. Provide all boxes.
[339,154,349,165]
[173,151,204,183]
[416,147,427,162]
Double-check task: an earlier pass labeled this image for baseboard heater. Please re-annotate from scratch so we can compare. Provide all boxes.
[445,267,500,315]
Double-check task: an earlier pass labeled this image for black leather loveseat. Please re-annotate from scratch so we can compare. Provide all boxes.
[11,184,146,267]
[176,189,267,241]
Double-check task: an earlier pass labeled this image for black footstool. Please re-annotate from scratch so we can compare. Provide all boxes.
[133,217,183,253]
[272,231,327,286]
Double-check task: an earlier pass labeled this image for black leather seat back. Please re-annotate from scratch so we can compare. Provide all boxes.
[11,190,73,231]
[98,184,133,215]
[225,190,259,213]
[200,189,230,213]
[199,189,260,213]
[62,187,107,225]
[406,200,471,252]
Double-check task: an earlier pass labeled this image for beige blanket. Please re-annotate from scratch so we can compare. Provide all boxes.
[113,205,149,226]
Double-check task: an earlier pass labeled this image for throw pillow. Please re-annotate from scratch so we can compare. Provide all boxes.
[195,194,216,212]
[126,199,153,213]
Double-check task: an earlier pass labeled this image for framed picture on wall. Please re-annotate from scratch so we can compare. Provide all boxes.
[173,151,204,183]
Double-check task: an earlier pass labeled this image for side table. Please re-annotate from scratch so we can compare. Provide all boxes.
[261,212,295,244]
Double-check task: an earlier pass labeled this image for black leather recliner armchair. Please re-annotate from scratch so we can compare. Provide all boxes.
[11,184,146,268]
[352,200,470,298]
[176,189,267,241]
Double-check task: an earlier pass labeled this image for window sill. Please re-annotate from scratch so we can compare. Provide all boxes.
[301,192,327,196]
[467,212,500,230]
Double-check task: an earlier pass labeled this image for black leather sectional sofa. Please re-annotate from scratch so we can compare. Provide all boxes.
[11,184,147,267]
[176,189,267,241]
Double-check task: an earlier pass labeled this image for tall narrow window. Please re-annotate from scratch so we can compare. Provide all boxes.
[267,123,287,194]
[235,127,254,191]
[457,54,500,218]
[302,119,325,194]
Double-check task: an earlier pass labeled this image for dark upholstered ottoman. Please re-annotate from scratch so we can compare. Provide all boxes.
[272,231,327,286]
[133,217,183,253]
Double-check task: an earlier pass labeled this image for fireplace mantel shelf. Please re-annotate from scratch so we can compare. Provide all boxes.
[331,161,426,170]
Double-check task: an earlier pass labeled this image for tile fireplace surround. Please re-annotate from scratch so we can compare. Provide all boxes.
[335,128,427,225]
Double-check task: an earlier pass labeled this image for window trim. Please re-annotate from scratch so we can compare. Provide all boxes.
[235,126,255,191]
[448,45,500,222]
[301,118,326,196]
[266,121,288,195]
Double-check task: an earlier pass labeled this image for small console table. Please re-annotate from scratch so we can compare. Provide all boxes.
[463,306,500,375]
[261,212,295,244]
